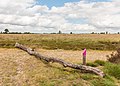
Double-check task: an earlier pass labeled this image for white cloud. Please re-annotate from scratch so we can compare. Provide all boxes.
[0,0,120,33]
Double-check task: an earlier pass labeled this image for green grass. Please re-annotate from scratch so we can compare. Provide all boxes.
[91,77,116,86]
[81,74,117,86]
[86,60,106,67]
[86,62,99,67]
[82,60,120,85]
[94,60,106,66]
[104,62,120,79]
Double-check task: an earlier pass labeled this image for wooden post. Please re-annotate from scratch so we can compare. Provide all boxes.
[83,48,86,65]
[83,56,86,65]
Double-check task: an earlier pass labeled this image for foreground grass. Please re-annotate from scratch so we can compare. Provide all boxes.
[1,34,120,50]
[0,48,120,86]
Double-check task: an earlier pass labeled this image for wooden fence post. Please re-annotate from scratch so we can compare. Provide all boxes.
[83,48,86,65]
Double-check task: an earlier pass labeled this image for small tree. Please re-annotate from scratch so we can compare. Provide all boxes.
[70,32,73,34]
[91,32,95,34]
[58,30,62,34]
[106,31,108,34]
[4,29,9,34]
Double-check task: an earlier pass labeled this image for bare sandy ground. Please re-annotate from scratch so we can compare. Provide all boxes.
[37,49,112,63]
[0,48,112,64]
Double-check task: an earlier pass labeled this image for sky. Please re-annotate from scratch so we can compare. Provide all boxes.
[0,0,120,33]
[38,0,80,8]
[38,0,112,8]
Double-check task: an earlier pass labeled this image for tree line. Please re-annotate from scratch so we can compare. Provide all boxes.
[1,29,120,34]
[0,29,31,34]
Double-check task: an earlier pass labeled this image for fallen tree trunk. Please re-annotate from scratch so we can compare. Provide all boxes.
[15,43,105,77]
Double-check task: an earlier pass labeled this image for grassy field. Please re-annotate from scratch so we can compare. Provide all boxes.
[1,34,120,50]
[0,48,120,86]
[0,34,120,86]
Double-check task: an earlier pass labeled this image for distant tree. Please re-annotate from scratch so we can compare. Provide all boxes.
[91,32,95,34]
[58,30,62,34]
[106,31,108,34]
[24,32,31,34]
[4,29,9,34]
[9,32,22,34]
[118,32,120,34]
[70,32,73,34]
[50,33,56,34]
[100,32,105,34]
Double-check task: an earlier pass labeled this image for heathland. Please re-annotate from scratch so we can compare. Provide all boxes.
[0,34,120,50]
[0,34,120,86]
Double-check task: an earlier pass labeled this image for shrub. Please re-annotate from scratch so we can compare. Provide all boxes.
[107,48,120,64]
[94,60,106,66]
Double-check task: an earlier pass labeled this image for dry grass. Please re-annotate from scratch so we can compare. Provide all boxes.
[37,49,111,63]
[0,48,115,86]
[1,34,120,41]
[1,34,120,50]
[0,34,120,85]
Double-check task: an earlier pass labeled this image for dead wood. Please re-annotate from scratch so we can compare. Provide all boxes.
[15,43,105,77]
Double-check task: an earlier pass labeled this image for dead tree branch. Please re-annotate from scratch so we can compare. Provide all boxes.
[15,43,105,77]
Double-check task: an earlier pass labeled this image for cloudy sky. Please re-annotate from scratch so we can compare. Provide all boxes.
[0,0,120,33]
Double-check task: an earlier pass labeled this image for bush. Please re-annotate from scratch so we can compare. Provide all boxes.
[86,62,99,67]
[94,60,106,66]
[107,48,120,64]
[104,62,120,79]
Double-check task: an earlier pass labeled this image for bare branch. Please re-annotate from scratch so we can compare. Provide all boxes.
[15,43,105,77]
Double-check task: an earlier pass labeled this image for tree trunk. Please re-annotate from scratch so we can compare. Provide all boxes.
[15,43,105,77]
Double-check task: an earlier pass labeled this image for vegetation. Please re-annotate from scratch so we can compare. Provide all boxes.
[86,60,106,67]
[1,33,120,85]
[70,32,73,34]
[4,29,9,34]
[94,60,106,66]
[58,30,62,34]
[0,34,120,50]
[86,62,99,67]
[107,48,120,64]
[104,62,120,79]
[0,48,120,86]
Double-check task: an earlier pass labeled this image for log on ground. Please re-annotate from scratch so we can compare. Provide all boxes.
[15,43,105,77]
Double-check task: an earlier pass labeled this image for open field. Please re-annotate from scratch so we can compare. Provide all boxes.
[1,34,120,50]
[0,48,120,86]
[1,34,120,86]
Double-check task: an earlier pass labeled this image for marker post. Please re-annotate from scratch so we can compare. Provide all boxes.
[82,48,86,65]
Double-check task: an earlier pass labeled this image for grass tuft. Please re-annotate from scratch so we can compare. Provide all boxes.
[94,60,106,66]
[104,62,120,79]
[86,62,99,67]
